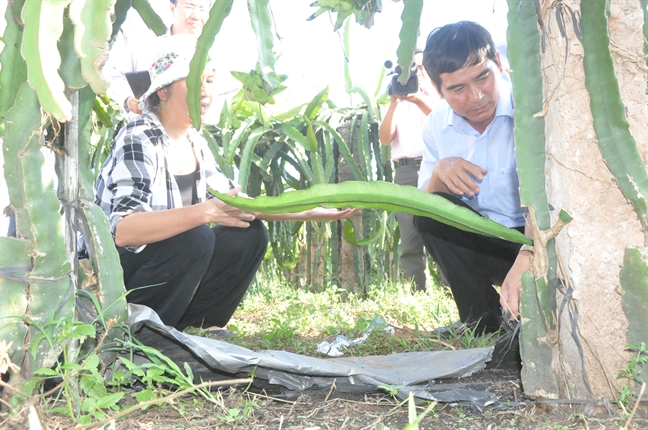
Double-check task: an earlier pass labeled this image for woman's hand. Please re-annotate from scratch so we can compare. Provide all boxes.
[203,186,256,228]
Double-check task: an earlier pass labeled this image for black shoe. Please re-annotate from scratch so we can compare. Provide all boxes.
[431,312,503,339]
[472,312,503,335]
[430,321,465,339]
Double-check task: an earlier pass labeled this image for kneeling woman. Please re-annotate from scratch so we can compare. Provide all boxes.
[95,35,355,333]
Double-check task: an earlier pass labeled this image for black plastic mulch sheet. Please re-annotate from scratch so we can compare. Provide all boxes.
[127,304,494,400]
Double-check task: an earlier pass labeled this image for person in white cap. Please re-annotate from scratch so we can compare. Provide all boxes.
[94,36,356,337]
[103,0,212,119]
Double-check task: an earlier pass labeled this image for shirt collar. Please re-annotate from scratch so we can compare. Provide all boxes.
[495,78,514,119]
[145,111,162,125]
[142,111,199,147]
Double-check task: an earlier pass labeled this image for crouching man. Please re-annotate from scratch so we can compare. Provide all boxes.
[414,21,532,335]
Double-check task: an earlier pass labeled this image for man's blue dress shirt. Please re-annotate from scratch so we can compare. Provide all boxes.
[418,80,525,228]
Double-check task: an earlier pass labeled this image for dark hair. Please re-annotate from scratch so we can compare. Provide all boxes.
[145,92,162,112]
[422,21,497,93]
[144,84,173,112]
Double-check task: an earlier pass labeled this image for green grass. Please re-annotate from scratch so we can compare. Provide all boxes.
[192,273,499,355]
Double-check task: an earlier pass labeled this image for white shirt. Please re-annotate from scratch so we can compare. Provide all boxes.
[103,24,170,118]
[390,94,435,161]
[418,80,525,228]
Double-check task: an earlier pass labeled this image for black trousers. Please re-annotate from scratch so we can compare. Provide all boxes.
[414,193,523,331]
[118,220,268,330]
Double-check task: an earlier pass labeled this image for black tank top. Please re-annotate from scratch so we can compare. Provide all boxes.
[174,170,198,207]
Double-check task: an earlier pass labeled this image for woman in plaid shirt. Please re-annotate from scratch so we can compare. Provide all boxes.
[96,36,355,337]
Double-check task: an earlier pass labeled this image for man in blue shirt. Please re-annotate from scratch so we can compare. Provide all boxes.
[415,21,532,334]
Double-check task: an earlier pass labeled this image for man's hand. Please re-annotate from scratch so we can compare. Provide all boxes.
[499,252,532,320]
[433,157,487,196]
[300,207,359,221]
[126,95,143,115]
[256,207,360,222]
[204,186,256,228]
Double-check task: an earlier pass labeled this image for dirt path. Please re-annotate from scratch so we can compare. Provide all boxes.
[4,366,645,429]
[101,371,648,429]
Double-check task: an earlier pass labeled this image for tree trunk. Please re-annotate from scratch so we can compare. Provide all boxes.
[540,0,647,399]
[335,120,365,293]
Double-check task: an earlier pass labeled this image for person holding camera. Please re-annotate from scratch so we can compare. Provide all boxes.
[378,50,440,292]
[414,21,532,335]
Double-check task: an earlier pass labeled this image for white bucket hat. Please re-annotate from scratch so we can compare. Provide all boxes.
[138,34,198,111]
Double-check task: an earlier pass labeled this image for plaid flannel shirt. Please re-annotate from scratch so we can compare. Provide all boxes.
[94,112,232,253]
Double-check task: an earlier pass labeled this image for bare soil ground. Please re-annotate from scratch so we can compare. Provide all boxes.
[3,366,647,429]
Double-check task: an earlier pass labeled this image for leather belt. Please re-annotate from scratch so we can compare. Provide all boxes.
[396,157,422,167]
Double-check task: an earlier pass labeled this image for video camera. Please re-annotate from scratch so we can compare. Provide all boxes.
[384,60,418,96]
